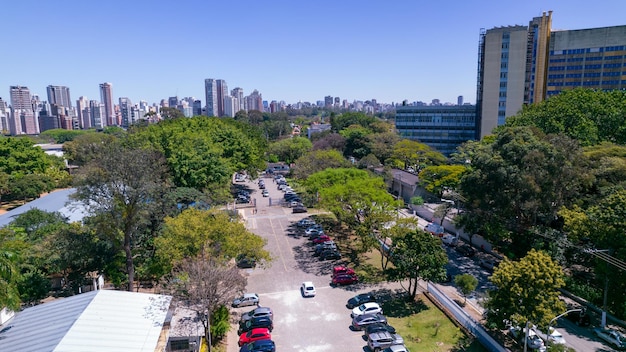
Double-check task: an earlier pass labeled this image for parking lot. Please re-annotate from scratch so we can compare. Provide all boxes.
[227,177,403,351]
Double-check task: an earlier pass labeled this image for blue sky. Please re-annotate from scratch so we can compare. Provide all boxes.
[2,0,625,106]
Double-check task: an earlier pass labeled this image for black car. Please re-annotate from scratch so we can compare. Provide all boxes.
[313,242,337,256]
[456,244,476,257]
[565,309,591,326]
[237,255,256,268]
[346,293,377,309]
[240,339,275,352]
[237,316,273,335]
[292,206,307,213]
[319,249,341,260]
[365,322,396,335]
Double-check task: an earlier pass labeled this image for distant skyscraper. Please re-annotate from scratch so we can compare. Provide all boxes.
[324,96,333,107]
[9,85,37,135]
[245,90,263,112]
[76,96,89,129]
[46,85,72,108]
[119,97,133,128]
[99,82,114,126]
[231,87,244,111]
[0,97,9,133]
[204,79,218,116]
[192,100,202,116]
[457,96,464,106]
[168,96,179,109]
[223,95,235,117]
[89,100,105,128]
[216,80,227,117]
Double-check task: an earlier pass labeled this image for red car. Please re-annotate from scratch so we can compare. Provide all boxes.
[332,266,355,278]
[312,235,331,244]
[332,274,358,286]
[238,327,271,347]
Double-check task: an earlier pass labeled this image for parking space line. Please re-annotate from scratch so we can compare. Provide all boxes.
[269,217,289,272]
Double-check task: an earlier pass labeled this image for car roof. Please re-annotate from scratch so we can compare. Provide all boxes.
[355,313,385,322]
[249,327,270,334]
[247,306,271,314]
[243,293,258,298]
[303,281,314,286]
[361,302,379,308]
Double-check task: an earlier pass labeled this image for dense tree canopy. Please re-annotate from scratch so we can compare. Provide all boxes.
[330,112,376,132]
[505,89,626,146]
[485,249,565,329]
[291,149,351,180]
[388,139,446,171]
[267,136,312,164]
[418,165,466,198]
[458,126,585,256]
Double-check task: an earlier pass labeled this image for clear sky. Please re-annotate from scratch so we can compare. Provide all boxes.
[2,0,625,107]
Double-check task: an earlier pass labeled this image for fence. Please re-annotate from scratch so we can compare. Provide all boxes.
[426,282,508,352]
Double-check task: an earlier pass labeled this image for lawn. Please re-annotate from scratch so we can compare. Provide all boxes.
[382,295,488,352]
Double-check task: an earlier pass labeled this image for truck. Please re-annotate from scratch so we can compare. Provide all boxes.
[594,328,626,349]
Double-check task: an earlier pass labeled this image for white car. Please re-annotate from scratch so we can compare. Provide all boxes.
[351,302,383,318]
[301,281,316,297]
[547,327,566,345]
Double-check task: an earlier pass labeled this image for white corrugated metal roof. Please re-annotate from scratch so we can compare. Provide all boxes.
[0,290,172,352]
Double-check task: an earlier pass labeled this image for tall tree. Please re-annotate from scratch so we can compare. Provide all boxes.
[0,228,22,310]
[163,257,246,350]
[291,149,351,180]
[458,127,585,256]
[389,139,446,171]
[267,137,312,164]
[454,274,478,306]
[386,229,448,299]
[418,164,467,198]
[72,143,171,291]
[485,249,566,329]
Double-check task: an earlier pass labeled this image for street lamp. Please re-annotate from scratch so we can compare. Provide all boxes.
[545,309,582,347]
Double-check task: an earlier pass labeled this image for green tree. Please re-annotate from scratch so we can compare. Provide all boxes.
[154,208,271,275]
[0,228,23,310]
[389,139,446,171]
[312,132,346,152]
[386,229,448,299]
[339,124,371,159]
[485,249,566,329]
[267,137,312,164]
[291,149,351,180]
[505,88,626,146]
[418,164,466,198]
[72,143,172,291]
[40,129,87,143]
[454,274,478,305]
[458,127,585,256]
[17,270,50,306]
[63,132,118,166]
[159,106,185,119]
[366,130,400,164]
[330,112,376,132]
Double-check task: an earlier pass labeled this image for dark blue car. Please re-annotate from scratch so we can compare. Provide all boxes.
[239,339,275,352]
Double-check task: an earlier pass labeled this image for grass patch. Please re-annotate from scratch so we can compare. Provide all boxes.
[386,294,488,352]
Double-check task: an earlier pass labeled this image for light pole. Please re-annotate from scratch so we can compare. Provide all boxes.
[546,309,582,347]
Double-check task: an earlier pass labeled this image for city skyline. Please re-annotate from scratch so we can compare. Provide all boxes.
[2,1,625,107]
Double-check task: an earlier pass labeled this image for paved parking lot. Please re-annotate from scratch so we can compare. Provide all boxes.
[227,178,401,351]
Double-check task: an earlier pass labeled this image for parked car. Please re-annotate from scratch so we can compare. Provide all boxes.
[382,345,409,352]
[424,222,445,236]
[441,234,458,246]
[305,224,323,233]
[238,328,271,347]
[333,266,356,278]
[236,255,256,269]
[301,281,316,297]
[365,322,396,335]
[289,201,302,208]
[312,235,332,244]
[262,190,269,197]
[232,293,260,308]
[292,205,307,213]
[594,328,626,349]
[313,241,337,256]
[297,219,316,227]
[240,307,273,323]
[239,338,275,352]
[332,274,358,286]
[319,249,341,261]
[478,258,498,271]
[237,316,273,335]
[347,293,376,309]
[547,327,566,345]
[456,244,476,257]
[565,309,591,326]
[352,302,383,318]
[367,331,404,352]
[352,313,388,330]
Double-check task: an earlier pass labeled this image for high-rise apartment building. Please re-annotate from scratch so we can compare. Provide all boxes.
[9,85,37,135]
[46,85,72,108]
[204,79,218,117]
[76,96,89,129]
[119,97,133,128]
[89,100,105,129]
[231,87,244,112]
[216,80,227,117]
[245,90,263,112]
[99,82,114,126]
[168,96,179,109]
[192,100,202,116]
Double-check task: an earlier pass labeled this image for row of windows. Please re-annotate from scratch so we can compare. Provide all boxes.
[549,64,625,71]
[548,80,626,86]
[550,58,566,63]
[551,46,625,55]
[567,57,584,62]
[396,117,476,124]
